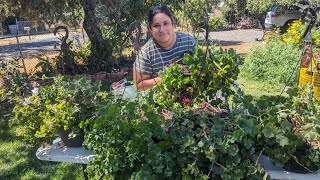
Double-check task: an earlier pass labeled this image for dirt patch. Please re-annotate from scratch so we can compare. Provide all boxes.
[21,52,59,75]
[221,41,259,55]
[0,36,32,47]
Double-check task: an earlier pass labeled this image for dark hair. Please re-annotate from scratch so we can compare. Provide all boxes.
[147,5,174,28]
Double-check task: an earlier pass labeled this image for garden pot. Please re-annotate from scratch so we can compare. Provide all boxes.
[58,128,84,147]
[106,70,125,81]
[284,158,318,174]
[283,144,319,174]
[91,73,107,80]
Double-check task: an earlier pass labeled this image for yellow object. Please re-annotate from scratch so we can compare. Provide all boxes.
[298,50,320,99]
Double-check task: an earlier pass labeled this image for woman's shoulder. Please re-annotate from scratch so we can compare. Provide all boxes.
[140,38,156,52]
[176,32,194,42]
[176,32,193,38]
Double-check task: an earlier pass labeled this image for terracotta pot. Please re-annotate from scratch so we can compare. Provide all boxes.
[91,73,107,80]
[120,67,130,74]
[106,70,125,80]
[58,128,84,147]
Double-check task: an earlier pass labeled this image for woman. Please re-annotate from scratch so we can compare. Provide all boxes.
[133,5,195,90]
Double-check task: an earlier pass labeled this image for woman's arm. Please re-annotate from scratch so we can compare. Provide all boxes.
[133,69,162,91]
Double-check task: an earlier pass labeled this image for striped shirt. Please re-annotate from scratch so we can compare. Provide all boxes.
[133,32,195,76]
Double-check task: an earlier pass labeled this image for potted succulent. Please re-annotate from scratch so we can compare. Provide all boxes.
[14,75,102,147]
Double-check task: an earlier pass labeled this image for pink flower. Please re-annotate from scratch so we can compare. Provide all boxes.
[203,102,210,107]
[182,97,192,106]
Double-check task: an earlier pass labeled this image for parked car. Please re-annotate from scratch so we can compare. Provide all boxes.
[264,6,302,32]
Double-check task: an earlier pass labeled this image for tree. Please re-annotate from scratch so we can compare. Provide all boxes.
[221,0,247,27]
[79,0,112,70]
[246,0,273,29]
[0,1,16,22]
[246,0,305,30]
[2,0,218,71]
[182,0,215,30]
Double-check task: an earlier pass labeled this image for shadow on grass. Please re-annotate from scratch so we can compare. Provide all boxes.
[0,100,16,142]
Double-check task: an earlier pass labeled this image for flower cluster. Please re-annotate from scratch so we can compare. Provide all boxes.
[282,20,304,46]
[181,97,192,107]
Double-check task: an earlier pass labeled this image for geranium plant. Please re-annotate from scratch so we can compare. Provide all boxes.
[13,75,102,146]
[153,43,243,108]
[85,94,267,179]
[237,86,320,173]
[85,43,268,179]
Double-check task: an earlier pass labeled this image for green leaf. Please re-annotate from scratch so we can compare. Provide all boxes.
[278,136,289,147]
[198,140,205,148]
[262,128,275,138]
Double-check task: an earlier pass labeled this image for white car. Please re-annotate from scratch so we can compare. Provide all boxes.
[264,6,302,32]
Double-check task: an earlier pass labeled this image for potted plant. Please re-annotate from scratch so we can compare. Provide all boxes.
[254,86,320,173]
[84,43,267,179]
[85,95,268,179]
[152,44,243,108]
[14,75,102,147]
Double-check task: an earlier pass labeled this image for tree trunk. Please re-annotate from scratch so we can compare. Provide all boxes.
[258,16,266,31]
[79,0,113,72]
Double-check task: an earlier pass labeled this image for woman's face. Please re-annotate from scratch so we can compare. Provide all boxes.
[149,12,175,48]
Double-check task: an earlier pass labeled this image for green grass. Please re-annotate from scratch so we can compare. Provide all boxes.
[237,72,287,99]
[0,130,85,180]
[233,42,291,99]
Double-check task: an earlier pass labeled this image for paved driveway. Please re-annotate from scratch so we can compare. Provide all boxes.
[0,33,84,61]
[210,29,263,42]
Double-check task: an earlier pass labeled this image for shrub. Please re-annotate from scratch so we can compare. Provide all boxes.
[242,39,302,88]
[0,59,30,96]
[85,91,267,179]
[13,75,102,146]
[282,20,305,47]
[209,16,227,31]
[153,43,243,108]
[281,20,320,47]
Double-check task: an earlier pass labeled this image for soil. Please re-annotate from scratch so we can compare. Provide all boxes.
[221,41,259,55]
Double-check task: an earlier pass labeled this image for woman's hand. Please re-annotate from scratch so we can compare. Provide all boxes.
[133,70,162,90]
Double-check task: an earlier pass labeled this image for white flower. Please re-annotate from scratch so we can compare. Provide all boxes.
[31,87,39,94]
[23,97,31,106]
